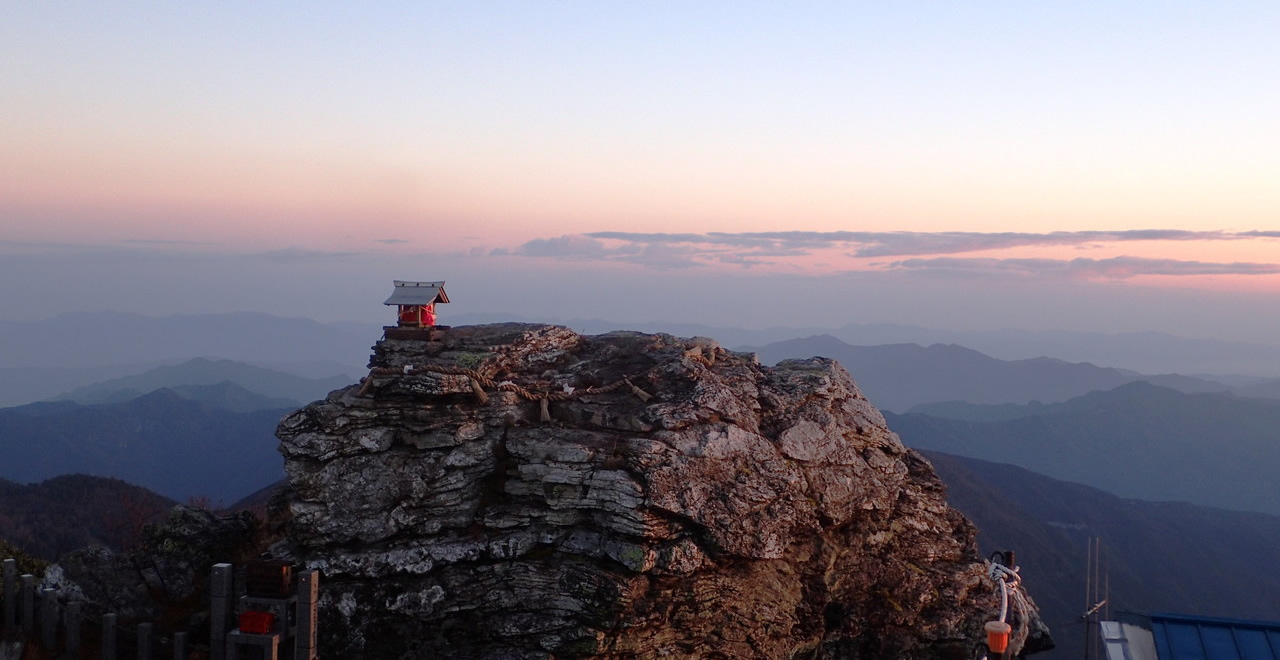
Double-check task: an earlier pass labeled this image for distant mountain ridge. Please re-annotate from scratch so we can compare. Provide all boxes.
[0,361,180,409]
[0,389,289,503]
[889,382,1280,516]
[1232,377,1280,400]
[5,311,1280,393]
[133,382,301,412]
[907,378,1265,421]
[0,311,370,370]
[54,357,351,409]
[746,335,1229,411]
[446,312,1280,376]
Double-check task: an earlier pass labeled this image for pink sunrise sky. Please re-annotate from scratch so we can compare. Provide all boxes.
[2,3,1279,341]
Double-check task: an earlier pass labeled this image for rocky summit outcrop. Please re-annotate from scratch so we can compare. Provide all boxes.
[275,323,1050,659]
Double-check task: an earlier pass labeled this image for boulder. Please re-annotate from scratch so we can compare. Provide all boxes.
[276,323,1051,659]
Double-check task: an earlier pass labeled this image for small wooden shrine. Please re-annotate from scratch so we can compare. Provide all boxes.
[384,280,449,328]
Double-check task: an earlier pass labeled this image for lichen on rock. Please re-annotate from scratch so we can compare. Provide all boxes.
[276,323,1051,659]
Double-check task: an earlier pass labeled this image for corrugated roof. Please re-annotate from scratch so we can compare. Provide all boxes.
[1149,613,1280,660]
[384,280,449,306]
[1103,620,1159,660]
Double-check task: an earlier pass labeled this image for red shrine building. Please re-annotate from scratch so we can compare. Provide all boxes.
[384,280,449,327]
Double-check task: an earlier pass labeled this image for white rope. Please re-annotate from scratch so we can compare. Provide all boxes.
[987,562,1021,623]
[982,559,1025,659]
[999,578,1008,624]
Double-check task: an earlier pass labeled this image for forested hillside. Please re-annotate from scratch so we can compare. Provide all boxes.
[0,475,174,559]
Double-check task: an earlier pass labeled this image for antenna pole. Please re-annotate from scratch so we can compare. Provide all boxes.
[1081,537,1107,660]
[1083,619,1090,660]
[1100,542,1109,660]
[1094,539,1102,660]
[1083,537,1092,660]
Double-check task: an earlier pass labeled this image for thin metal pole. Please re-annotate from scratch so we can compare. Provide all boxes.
[1095,540,1103,660]
[1083,538,1093,660]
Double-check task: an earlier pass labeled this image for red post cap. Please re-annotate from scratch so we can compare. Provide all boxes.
[985,620,1012,653]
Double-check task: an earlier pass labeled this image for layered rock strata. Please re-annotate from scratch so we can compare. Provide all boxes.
[276,323,1049,659]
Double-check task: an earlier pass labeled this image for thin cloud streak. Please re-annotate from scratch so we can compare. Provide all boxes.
[886,256,1280,279]
[503,230,1280,275]
[246,247,364,262]
[505,235,612,259]
[843,230,1239,258]
[500,236,710,269]
[585,230,1255,258]
[122,238,224,246]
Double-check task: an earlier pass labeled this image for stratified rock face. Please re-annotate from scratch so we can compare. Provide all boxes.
[277,324,1048,659]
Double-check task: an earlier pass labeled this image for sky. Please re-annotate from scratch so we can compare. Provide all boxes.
[2,3,1279,343]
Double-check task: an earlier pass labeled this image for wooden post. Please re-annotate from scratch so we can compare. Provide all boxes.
[173,631,187,660]
[103,613,118,660]
[1,559,14,631]
[137,622,152,660]
[296,570,319,660]
[19,575,34,633]
[210,563,233,660]
[65,601,82,654]
[41,588,58,651]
